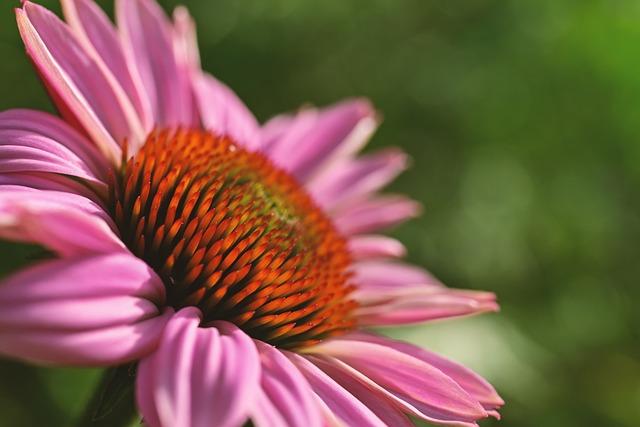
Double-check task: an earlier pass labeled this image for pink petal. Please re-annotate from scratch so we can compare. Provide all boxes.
[137,308,261,427]
[351,260,443,292]
[354,301,497,325]
[192,72,261,150]
[61,0,152,136]
[307,355,414,427]
[262,99,378,182]
[333,195,421,235]
[17,2,137,163]
[172,6,201,72]
[348,235,407,260]
[310,340,488,426]
[353,261,487,328]
[308,148,409,211]
[0,172,104,204]
[0,253,170,366]
[0,109,109,180]
[0,141,105,192]
[0,295,159,331]
[288,353,389,427]
[0,186,123,257]
[351,260,498,324]
[345,332,503,414]
[116,0,194,127]
[251,342,322,427]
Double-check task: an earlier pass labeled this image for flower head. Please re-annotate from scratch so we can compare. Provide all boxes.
[0,1,503,426]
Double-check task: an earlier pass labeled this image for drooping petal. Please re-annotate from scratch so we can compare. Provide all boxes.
[116,0,194,127]
[262,99,378,182]
[350,260,498,324]
[288,353,389,427]
[332,195,421,235]
[192,72,261,150]
[354,286,498,326]
[344,332,503,415]
[136,308,261,427]
[307,355,415,427]
[61,0,153,134]
[0,109,109,181]
[308,148,408,211]
[309,339,488,426]
[17,2,138,163]
[0,186,123,257]
[348,235,407,260]
[359,262,459,326]
[251,343,322,427]
[0,253,170,366]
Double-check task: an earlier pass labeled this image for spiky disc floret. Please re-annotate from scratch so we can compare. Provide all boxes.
[110,129,357,348]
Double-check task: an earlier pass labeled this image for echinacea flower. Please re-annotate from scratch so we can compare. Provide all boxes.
[0,0,504,426]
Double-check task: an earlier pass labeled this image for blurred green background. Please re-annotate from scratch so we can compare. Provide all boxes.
[1,0,639,426]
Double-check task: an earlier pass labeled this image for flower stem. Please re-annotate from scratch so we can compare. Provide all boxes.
[75,364,138,427]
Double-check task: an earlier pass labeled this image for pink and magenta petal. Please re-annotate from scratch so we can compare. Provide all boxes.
[308,148,409,211]
[354,285,498,326]
[351,260,443,302]
[348,235,407,260]
[351,260,497,325]
[262,99,378,182]
[333,195,421,235]
[0,253,169,366]
[0,109,109,180]
[0,186,122,257]
[288,353,389,427]
[61,0,152,136]
[310,339,488,426]
[17,2,138,163]
[192,72,261,150]
[172,6,201,73]
[345,332,503,415]
[251,342,322,427]
[307,355,414,427]
[116,0,195,127]
[136,308,261,427]
[0,173,105,203]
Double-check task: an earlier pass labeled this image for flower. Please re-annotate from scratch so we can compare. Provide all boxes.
[0,0,503,426]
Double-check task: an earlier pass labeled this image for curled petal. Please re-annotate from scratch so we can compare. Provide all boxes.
[0,186,123,257]
[137,309,261,427]
[0,253,169,366]
[309,339,488,426]
[262,99,378,181]
[0,109,109,183]
[0,138,105,191]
